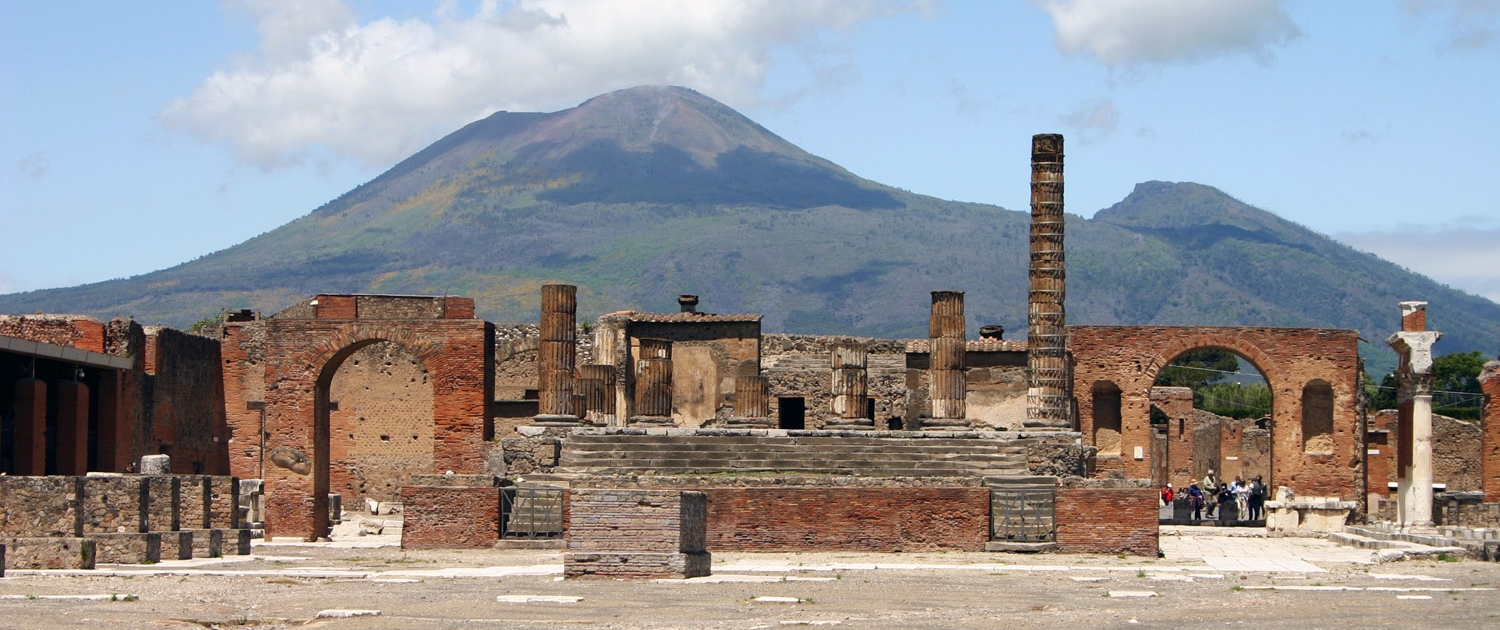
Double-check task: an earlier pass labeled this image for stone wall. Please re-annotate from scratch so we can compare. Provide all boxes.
[762,335,907,429]
[1054,487,1159,556]
[222,319,267,481]
[328,341,435,503]
[702,487,990,552]
[0,477,83,537]
[145,326,229,474]
[400,486,501,549]
[626,320,760,427]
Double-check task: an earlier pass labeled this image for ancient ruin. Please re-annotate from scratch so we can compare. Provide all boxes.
[3,133,1499,576]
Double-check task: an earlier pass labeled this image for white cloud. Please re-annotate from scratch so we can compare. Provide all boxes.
[15,152,49,179]
[1036,0,1299,66]
[1337,228,1500,304]
[162,0,912,169]
[1402,0,1500,51]
[1060,98,1118,142]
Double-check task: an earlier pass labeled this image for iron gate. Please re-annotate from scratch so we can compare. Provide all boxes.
[990,486,1056,543]
[501,485,565,539]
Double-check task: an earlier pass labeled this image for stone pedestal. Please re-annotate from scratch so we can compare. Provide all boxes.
[565,489,710,579]
[140,454,172,475]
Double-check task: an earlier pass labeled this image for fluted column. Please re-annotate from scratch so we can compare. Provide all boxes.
[631,338,674,426]
[535,284,580,426]
[926,291,968,429]
[827,341,872,428]
[729,375,772,428]
[1027,133,1072,429]
[579,364,617,427]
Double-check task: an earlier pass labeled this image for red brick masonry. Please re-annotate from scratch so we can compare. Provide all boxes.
[1055,488,1159,556]
[701,487,990,552]
[401,486,501,549]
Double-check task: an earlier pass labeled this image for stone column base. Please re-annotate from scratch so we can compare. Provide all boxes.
[564,551,711,579]
[91,532,162,564]
[0,537,96,569]
[629,416,675,427]
[533,414,582,427]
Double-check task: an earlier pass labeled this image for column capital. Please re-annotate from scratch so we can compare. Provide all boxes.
[1386,330,1443,374]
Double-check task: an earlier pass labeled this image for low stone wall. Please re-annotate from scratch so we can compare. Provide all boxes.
[1054,487,1159,556]
[1433,492,1500,528]
[565,489,709,579]
[0,477,84,537]
[92,532,160,564]
[703,487,989,552]
[0,537,95,569]
[401,486,502,549]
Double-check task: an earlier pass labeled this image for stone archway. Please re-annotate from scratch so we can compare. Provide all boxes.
[259,296,489,540]
[1070,326,1362,502]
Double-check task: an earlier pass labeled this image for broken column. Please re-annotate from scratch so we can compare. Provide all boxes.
[1387,301,1442,528]
[631,338,674,426]
[729,375,772,428]
[535,284,580,426]
[1479,359,1500,503]
[827,340,872,429]
[578,364,617,426]
[1027,133,1072,430]
[926,291,968,430]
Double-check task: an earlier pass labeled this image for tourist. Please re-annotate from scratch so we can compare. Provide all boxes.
[1161,484,1174,507]
[1187,483,1204,521]
[1201,469,1219,517]
[1233,476,1249,520]
[1216,482,1234,520]
[1248,475,1267,521]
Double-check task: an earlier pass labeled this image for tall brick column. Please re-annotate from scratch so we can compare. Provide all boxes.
[13,377,47,475]
[1387,301,1442,528]
[1027,133,1072,430]
[729,375,772,428]
[827,341,872,428]
[1479,360,1500,503]
[632,338,674,426]
[56,379,90,475]
[535,284,580,426]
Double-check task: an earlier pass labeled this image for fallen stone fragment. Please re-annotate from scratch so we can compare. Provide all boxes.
[496,595,582,603]
[316,609,380,618]
[1107,591,1157,598]
[753,596,801,603]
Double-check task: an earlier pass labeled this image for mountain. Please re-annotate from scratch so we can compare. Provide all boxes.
[2,86,1496,373]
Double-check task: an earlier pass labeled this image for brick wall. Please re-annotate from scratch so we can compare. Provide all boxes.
[1071,326,1363,502]
[564,489,709,579]
[1054,487,1158,556]
[1481,362,1500,502]
[146,327,229,474]
[400,486,500,549]
[701,487,990,552]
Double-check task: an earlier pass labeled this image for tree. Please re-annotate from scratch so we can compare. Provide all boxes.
[1366,351,1484,418]
[1156,349,1241,389]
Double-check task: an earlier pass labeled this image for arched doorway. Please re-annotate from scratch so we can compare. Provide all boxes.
[322,341,436,509]
[1152,347,1273,489]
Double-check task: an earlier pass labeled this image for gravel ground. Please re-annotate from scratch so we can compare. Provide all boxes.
[2,541,1498,629]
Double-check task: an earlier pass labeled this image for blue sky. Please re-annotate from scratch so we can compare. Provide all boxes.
[2,0,1498,304]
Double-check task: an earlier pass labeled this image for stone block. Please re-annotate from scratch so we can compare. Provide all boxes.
[145,476,180,532]
[160,531,193,560]
[140,454,171,475]
[91,532,161,564]
[0,476,83,537]
[207,477,240,529]
[183,528,223,558]
[81,476,147,534]
[563,551,711,579]
[1,537,95,569]
[223,529,253,556]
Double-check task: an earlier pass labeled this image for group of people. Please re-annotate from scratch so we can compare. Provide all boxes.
[1160,469,1267,522]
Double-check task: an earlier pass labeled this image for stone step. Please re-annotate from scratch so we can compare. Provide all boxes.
[559,446,1027,460]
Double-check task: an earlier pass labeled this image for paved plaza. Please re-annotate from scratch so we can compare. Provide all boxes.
[2,524,1498,629]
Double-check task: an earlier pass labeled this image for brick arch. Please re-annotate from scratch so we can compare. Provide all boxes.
[261,312,489,541]
[1141,334,1281,389]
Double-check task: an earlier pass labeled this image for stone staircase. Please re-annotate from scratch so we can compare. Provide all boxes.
[558,433,1032,477]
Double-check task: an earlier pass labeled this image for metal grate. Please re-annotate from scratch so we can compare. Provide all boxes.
[991,486,1056,543]
[501,486,565,539]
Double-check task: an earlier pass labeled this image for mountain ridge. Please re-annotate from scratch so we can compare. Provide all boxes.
[1,86,1495,373]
